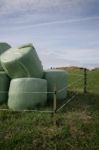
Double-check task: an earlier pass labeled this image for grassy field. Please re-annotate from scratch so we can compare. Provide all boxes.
[0,68,99,150]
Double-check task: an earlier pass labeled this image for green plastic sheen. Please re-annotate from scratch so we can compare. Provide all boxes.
[44,69,67,100]
[0,44,43,78]
[18,43,33,49]
[0,43,11,71]
[0,72,10,104]
[8,78,47,110]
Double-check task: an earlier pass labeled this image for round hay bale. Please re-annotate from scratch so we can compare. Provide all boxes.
[44,69,67,101]
[0,44,43,78]
[0,72,10,104]
[8,78,47,110]
[18,43,33,49]
[0,42,11,71]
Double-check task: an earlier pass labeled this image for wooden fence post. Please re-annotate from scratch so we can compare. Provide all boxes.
[84,68,87,93]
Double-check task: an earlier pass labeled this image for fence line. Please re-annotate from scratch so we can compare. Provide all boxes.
[69,73,83,77]
[0,108,53,113]
[56,92,78,112]
[0,74,84,113]
[0,76,83,94]
[0,91,54,94]
[57,77,83,93]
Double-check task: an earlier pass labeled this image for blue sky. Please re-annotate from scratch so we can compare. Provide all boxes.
[0,0,99,69]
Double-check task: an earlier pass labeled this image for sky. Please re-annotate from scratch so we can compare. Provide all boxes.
[0,0,99,69]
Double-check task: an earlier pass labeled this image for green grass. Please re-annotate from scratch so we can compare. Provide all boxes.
[0,68,99,150]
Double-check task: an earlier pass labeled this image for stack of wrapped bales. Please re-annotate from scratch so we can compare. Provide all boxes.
[44,69,67,101]
[0,42,11,71]
[0,72,10,104]
[0,43,11,104]
[0,43,68,111]
[8,78,47,110]
[1,44,43,78]
[0,44,47,110]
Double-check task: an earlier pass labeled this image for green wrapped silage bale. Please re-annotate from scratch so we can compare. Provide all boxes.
[0,72,10,104]
[44,69,67,101]
[0,42,11,71]
[8,78,47,110]
[18,43,33,49]
[0,44,43,78]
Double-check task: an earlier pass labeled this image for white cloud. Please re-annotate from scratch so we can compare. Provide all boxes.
[39,48,99,69]
[0,0,99,31]
[0,0,62,15]
[0,0,97,17]
[0,0,99,69]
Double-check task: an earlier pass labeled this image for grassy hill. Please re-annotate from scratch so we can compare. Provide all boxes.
[0,67,99,150]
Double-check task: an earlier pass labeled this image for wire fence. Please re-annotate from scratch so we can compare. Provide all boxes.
[0,70,91,136]
[0,73,84,113]
[0,68,98,148]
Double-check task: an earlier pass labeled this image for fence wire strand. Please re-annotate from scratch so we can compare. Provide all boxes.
[0,73,84,113]
[56,92,78,112]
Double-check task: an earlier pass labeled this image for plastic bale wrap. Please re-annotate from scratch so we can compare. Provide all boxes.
[0,72,10,104]
[8,78,47,110]
[0,43,11,71]
[0,44,43,78]
[44,69,67,101]
[18,43,33,49]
